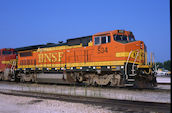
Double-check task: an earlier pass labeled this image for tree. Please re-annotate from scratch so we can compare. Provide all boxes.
[163,60,171,71]
[155,62,163,68]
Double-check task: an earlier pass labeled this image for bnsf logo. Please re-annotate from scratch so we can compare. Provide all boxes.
[38,52,63,63]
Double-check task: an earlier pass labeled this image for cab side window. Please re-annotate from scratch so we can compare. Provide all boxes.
[94,36,111,45]
[101,36,106,44]
[94,37,100,45]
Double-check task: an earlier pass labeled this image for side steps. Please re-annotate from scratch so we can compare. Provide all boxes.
[124,50,139,87]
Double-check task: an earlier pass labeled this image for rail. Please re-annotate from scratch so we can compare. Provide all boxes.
[0,81,170,104]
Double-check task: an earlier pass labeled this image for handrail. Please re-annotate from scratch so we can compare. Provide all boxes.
[10,60,16,75]
[125,50,133,80]
[132,50,139,74]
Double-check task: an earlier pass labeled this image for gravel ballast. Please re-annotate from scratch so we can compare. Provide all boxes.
[0,94,112,113]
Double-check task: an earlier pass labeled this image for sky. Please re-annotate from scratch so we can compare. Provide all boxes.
[0,0,170,62]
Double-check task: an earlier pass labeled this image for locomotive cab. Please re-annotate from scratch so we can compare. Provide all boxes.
[0,48,16,68]
[92,30,146,65]
[113,30,135,43]
[93,30,135,45]
[0,48,17,81]
[92,30,157,88]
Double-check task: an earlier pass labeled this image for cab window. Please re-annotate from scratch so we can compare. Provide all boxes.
[114,35,127,41]
[128,36,135,41]
[94,37,100,45]
[101,36,106,44]
[94,36,111,45]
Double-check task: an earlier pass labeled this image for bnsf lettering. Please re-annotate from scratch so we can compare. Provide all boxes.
[38,52,63,63]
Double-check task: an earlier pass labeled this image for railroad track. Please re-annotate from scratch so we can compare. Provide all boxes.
[0,81,170,103]
[0,88,170,113]
[0,81,170,94]
[0,80,170,91]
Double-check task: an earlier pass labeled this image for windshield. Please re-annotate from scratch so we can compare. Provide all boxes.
[114,35,127,41]
[128,36,135,41]
[113,35,135,43]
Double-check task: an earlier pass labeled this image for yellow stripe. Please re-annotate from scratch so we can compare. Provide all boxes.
[96,66,101,69]
[1,61,10,64]
[37,44,82,52]
[111,66,116,69]
[56,67,60,70]
[137,65,152,68]
[116,50,144,60]
[17,43,83,53]
[66,67,70,69]
[17,60,141,69]
[18,65,36,68]
[76,67,80,69]
[116,52,129,57]
[1,59,16,64]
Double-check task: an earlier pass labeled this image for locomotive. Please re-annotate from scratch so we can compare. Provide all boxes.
[0,29,157,88]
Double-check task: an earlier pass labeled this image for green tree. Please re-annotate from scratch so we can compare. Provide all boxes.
[156,62,163,68]
[163,60,171,71]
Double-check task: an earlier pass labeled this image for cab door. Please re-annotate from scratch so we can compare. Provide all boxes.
[92,35,111,62]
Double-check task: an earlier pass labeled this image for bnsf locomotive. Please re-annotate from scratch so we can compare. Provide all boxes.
[0,30,157,88]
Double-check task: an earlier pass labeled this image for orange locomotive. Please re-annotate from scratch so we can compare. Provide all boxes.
[1,29,157,88]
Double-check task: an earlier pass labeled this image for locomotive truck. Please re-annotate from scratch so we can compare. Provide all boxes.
[0,29,157,88]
